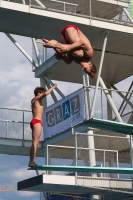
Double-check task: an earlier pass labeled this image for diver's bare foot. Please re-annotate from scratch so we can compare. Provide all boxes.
[28,161,37,167]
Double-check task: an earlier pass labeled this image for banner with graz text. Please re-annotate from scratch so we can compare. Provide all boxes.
[43,88,85,138]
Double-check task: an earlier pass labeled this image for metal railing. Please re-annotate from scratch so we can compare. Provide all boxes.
[32,40,55,70]
[1,0,132,25]
[46,144,119,176]
[43,133,133,194]
[88,84,133,123]
[49,0,78,12]
[0,107,43,141]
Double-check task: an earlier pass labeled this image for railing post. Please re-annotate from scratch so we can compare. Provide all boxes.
[103,150,105,177]
[74,132,77,185]
[45,145,48,174]
[43,47,47,62]
[6,121,8,138]
[116,151,119,179]
[22,111,24,146]
[101,89,104,119]
[130,135,133,193]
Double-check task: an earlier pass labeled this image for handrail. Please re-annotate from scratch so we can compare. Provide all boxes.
[49,0,78,7]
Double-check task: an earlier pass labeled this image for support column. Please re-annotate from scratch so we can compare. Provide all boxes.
[82,71,91,119]
[90,32,108,118]
[123,8,133,24]
[112,85,133,109]
[130,135,133,193]
[5,33,37,68]
[44,76,65,99]
[45,81,58,103]
[106,84,112,120]
[32,38,41,65]
[87,130,99,200]
[40,77,47,178]
[83,66,99,199]
[99,77,123,123]
[87,130,96,169]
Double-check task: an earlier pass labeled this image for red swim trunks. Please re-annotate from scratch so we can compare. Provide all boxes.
[61,24,78,39]
[30,119,43,129]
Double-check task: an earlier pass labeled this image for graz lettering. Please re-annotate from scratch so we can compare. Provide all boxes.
[46,94,80,127]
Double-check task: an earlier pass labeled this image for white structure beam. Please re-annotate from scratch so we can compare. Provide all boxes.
[32,38,41,65]
[90,32,108,118]
[44,76,65,98]
[99,77,123,123]
[5,33,37,68]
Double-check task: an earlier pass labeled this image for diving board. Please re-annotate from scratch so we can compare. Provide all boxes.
[80,118,133,135]
[28,165,133,174]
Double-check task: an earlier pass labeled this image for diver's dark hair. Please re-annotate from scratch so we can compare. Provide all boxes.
[34,87,46,96]
[87,62,97,79]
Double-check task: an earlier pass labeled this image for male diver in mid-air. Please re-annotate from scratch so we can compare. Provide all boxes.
[43,24,97,79]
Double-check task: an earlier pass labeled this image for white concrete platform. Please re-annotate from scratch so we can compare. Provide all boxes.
[0,1,132,41]
[34,49,133,85]
[0,138,44,156]
[17,174,132,196]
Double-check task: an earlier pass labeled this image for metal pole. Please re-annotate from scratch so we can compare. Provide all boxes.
[90,32,108,118]
[34,0,46,8]
[82,71,89,120]
[45,81,58,102]
[74,132,77,185]
[87,130,96,169]
[118,10,123,21]
[101,89,104,119]
[103,150,105,177]
[71,135,87,166]
[112,85,133,109]
[22,111,24,146]
[116,151,119,179]
[43,47,47,62]
[44,76,65,98]
[130,135,133,193]
[88,130,99,200]
[85,72,91,119]
[99,77,123,122]
[5,33,37,68]
[32,38,41,65]
[45,145,48,175]
[6,121,8,138]
[107,84,113,120]
[123,8,133,24]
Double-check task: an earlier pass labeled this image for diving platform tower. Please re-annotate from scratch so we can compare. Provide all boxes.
[0,0,133,200]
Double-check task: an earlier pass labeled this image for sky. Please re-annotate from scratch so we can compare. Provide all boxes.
[0,31,133,200]
[0,32,82,200]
